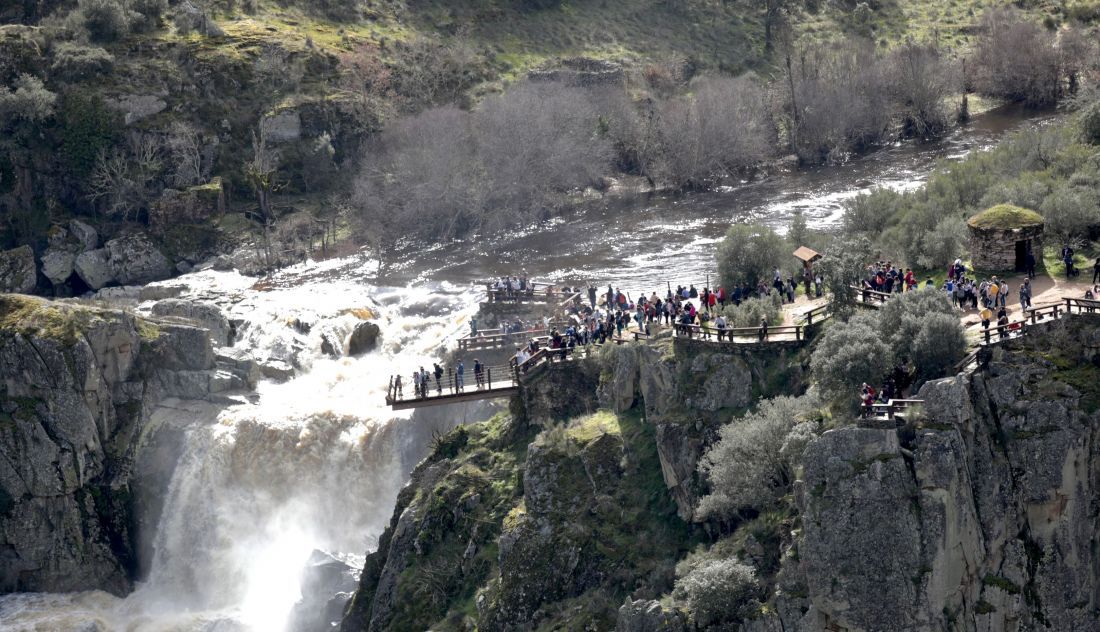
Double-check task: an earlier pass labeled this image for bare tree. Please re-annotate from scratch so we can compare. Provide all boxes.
[164,121,207,187]
[781,40,892,163]
[475,81,613,229]
[88,131,163,221]
[245,126,280,222]
[654,75,774,188]
[884,42,961,138]
[970,9,1061,106]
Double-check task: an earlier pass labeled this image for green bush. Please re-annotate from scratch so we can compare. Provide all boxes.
[50,43,115,82]
[810,316,894,409]
[128,0,167,33]
[0,75,57,126]
[716,222,787,288]
[1041,185,1099,244]
[76,0,136,43]
[1081,100,1100,144]
[673,558,759,626]
[59,92,118,178]
[697,395,816,520]
[812,288,965,409]
[717,293,782,328]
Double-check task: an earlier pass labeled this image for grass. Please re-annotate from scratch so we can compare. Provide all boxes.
[1040,242,1097,284]
[967,205,1045,230]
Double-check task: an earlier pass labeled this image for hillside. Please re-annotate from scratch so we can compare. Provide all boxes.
[0,0,1093,294]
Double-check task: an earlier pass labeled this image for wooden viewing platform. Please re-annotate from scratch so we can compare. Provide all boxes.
[386,362,520,410]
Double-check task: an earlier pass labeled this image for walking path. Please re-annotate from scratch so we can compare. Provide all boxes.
[387,271,1100,410]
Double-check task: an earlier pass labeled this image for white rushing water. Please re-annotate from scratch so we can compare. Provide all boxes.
[0,105,1054,631]
[0,260,494,631]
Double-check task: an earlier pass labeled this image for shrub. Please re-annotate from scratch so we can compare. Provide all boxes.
[76,0,136,43]
[810,315,894,409]
[812,288,965,409]
[843,187,905,238]
[1041,184,1100,244]
[50,43,115,81]
[673,558,759,626]
[128,0,166,33]
[716,222,787,288]
[697,395,816,520]
[718,292,782,328]
[910,312,968,382]
[0,75,57,125]
[971,9,1062,106]
[654,75,774,188]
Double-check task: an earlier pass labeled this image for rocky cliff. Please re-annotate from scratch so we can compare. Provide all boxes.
[342,317,1100,632]
[0,294,241,594]
[756,315,1100,632]
[341,335,807,631]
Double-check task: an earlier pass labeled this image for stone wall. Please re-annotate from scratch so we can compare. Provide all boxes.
[968,225,1043,271]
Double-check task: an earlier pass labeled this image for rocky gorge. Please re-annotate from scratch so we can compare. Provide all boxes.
[340,315,1100,631]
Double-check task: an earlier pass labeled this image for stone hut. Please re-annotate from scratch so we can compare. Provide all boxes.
[967,205,1044,272]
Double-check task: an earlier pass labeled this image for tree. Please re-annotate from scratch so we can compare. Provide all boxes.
[885,42,961,138]
[655,75,774,189]
[0,75,57,246]
[1041,185,1098,246]
[697,395,817,521]
[810,314,894,409]
[673,558,759,626]
[970,9,1062,107]
[815,235,874,321]
[787,209,808,247]
[88,131,163,220]
[716,222,787,288]
[245,126,280,222]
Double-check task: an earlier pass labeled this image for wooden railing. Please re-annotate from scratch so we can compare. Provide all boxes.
[485,281,582,304]
[869,398,924,420]
[850,285,894,306]
[799,302,832,327]
[674,322,807,343]
[1064,297,1100,314]
[386,362,516,405]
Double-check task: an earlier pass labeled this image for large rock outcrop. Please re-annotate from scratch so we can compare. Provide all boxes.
[0,295,240,595]
[0,245,36,294]
[765,315,1100,632]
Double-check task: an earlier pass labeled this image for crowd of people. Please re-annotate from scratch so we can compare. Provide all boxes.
[397,250,1100,403]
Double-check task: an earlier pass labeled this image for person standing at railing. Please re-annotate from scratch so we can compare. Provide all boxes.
[1020,278,1032,310]
[474,359,484,389]
[456,360,465,392]
[394,374,403,398]
[996,307,1009,340]
[715,314,727,342]
[470,316,478,337]
[758,317,768,342]
[433,363,444,395]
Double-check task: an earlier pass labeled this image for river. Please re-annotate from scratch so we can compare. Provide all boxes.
[0,105,1053,631]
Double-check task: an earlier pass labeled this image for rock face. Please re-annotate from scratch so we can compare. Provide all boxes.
[150,298,232,347]
[762,315,1100,632]
[347,321,381,356]
[105,232,173,285]
[0,295,236,595]
[75,249,114,290]
[0,245,36,293]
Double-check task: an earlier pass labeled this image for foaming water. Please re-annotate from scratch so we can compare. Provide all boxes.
[0,105,1054,631]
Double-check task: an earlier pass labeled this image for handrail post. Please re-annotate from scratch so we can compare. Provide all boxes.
[488,368,492,390]
[983,328,990,344]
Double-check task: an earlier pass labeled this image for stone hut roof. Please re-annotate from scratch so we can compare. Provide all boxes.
[967,205,1044,232]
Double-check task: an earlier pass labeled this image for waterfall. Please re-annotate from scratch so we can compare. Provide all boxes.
[0,260,493,631]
